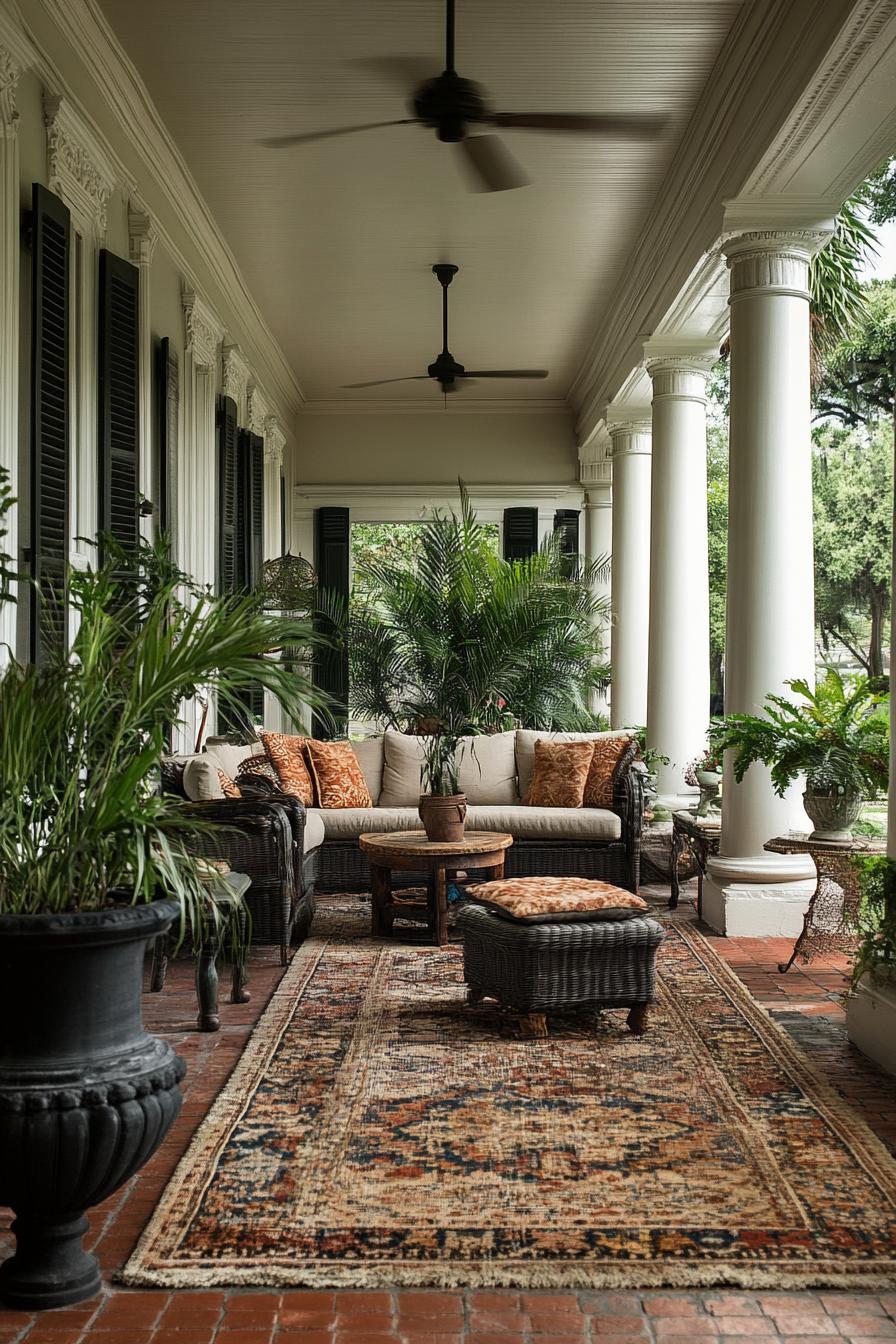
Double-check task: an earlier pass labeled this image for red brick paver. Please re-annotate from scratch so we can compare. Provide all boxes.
[0,882,894,1342]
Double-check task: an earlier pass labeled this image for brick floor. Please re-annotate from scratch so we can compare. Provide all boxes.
[1,882,894,1342]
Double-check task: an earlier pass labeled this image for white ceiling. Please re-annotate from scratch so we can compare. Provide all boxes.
[98,0,744,407]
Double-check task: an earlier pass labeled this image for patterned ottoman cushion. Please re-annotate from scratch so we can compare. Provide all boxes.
[464,875,649,924]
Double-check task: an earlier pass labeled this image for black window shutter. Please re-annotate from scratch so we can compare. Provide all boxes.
[155,337,178,542]
[553,508,580,576]
[98,249,140,558]
[217,394,238,593]
[237,428,264,591]
[313,506,349,738]
[503,507,538,562]
[30,182,71,663]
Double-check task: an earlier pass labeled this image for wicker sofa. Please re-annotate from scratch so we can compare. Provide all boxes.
[190,728,645,900]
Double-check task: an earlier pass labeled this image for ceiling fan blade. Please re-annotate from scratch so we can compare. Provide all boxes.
[487,113,667,139]
[259,120,417,148]
[457,135,529,192]
[461,370,549,379]
[340,376,431,389]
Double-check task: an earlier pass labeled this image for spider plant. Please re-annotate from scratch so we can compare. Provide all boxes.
[0,528,323,925]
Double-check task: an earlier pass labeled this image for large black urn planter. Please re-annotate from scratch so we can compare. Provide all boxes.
[0,900,187,1310]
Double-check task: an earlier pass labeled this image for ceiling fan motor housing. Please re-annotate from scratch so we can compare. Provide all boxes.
[427,352,465,386]
[411,71,486,141]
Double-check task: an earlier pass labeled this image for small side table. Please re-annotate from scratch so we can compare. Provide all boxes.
[359,830,513,946]
[763,834,886,973]
[669,810,722,915]
[150,871,252,1031]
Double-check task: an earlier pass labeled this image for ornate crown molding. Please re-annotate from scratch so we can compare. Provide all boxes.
[127,202,156,268]
[222,343,252,407]
[43,94,114,240]
[0,47,20,135]
[263,415,286,465]
[182,289,224,370]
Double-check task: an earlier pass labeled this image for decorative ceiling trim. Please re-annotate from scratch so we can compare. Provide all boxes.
[43,93,115,241]
[183,289,224,370]
[30,0,303,421]
[299,397,570,417]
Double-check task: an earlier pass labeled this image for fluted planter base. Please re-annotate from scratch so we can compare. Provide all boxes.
[0,900,186,1310]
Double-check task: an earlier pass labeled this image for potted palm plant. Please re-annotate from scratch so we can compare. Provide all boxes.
[0,505,319,1310]
[418,728,468,843]
[717,669,888,840]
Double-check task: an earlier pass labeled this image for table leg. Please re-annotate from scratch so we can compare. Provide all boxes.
[433,865,449,947]
[668,828,685,909]
[196,932,223,1032]
[778,877,820,974]
[230,909,250,1005]
[493,856,505,880]
[519,1012,548,1039]
[627,1003,649,1035]
[370,864,393,936]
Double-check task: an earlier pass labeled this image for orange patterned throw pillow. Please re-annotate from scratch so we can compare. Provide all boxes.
[524,739,594,808]
[583,736,629,808]
[465,876,649,924]
[304,739,373,809]
[261,733,315,806]
[216,769,242,798]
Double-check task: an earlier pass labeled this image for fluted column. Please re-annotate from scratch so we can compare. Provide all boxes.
[704,223,832,935]
[579,440,613,714]
[128,203,157,540]
[607,412,651,729]
[644,348,714,797]
[0,49,20,659]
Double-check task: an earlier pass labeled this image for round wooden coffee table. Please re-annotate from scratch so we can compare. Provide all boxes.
[359,830,513,947]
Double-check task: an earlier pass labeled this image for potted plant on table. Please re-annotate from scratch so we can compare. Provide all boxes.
[0,510,319,1310]
[418,727,469,843]
[716,669,889,840]
[684,738,725,817]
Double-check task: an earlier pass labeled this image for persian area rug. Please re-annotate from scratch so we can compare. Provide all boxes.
[122,901,896,1290]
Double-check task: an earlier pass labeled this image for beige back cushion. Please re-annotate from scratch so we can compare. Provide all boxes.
[515,729,632,802]
[183,755,226,801]
[351,735,385,805]
[378,730,426,807]
[204,739,261,781]
[457,731,519,804]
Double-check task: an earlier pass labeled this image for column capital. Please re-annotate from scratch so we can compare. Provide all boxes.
[222,342,252,407]
[721,198,836,303]
[182,288,224,370]
[247,381,271,436]
[43,93,114,241]
[263,415,286,464]
[127,201,157,268]
[578,435,612,486]
[0,47,20,137]
[644,342,717,402]
[605,406,652,456]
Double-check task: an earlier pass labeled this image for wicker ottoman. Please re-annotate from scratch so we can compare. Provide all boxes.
[455,903,665,1038]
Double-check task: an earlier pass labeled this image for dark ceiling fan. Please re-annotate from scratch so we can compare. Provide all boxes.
[341,263,548,392]
[260,0,667,191]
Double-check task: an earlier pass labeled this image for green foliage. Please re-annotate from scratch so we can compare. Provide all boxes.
[809,199,878,370]
[813,421,892,676]
[863,155,896,228]
[707,422,729,695]
[420,730,464,796]
[718,669,889,798]
[342,486,610,734]
[850,854,896,985]
[814,279,896,426]
[0,530,322,917]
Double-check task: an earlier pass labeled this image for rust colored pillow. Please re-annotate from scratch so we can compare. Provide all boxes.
[524,739,594,808]
[217,769,242,799]
[261,733,315,806]
[465,876,649,924]
[583,736,629,808]
[304,740,372,809]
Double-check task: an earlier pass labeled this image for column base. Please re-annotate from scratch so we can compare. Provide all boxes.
[703,852,816,937]
[847,974,896,1077]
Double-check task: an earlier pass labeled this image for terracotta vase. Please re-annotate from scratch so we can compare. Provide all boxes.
[419,793,467,843]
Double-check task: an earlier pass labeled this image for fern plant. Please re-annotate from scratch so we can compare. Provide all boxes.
[717,669,889,799]
[850,854,896,986]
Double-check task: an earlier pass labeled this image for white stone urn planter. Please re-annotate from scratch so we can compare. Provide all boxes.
[847,973,896,1077]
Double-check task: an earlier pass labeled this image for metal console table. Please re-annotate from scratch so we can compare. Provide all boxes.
[669,810,722,916]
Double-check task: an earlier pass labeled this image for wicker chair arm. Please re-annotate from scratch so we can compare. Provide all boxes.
[179,799,295,886]
[611,743,645,891]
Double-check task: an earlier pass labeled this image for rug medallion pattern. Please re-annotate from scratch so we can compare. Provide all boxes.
[124,902,896,1289]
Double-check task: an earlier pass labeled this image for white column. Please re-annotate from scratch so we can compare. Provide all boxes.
[644,347,714,799]
[607,411,651,729]
[128,203,156,540]
[262,416,285,561]
[704,222,832,936]
[579,438,612,715]
[0,49,20,659]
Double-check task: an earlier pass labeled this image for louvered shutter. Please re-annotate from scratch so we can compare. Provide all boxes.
[237,429,264,591]
[503,507,538,561]
[217,395,238,593]
[553,508,580,577]
[98,250,140,556]
[156,337,178,543]
[30,183,71,663]
[313,506,349,738]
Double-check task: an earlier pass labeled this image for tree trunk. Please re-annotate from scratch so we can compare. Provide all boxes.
[868,587,886,679]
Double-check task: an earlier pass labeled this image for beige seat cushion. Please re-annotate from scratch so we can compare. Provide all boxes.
[310,806,422,842]
[350,735,384,804]
[378,731,427,807]
[515,729,633,802]
[466,805,621,842]
[303,810,325,855]
[457,731,519,805]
